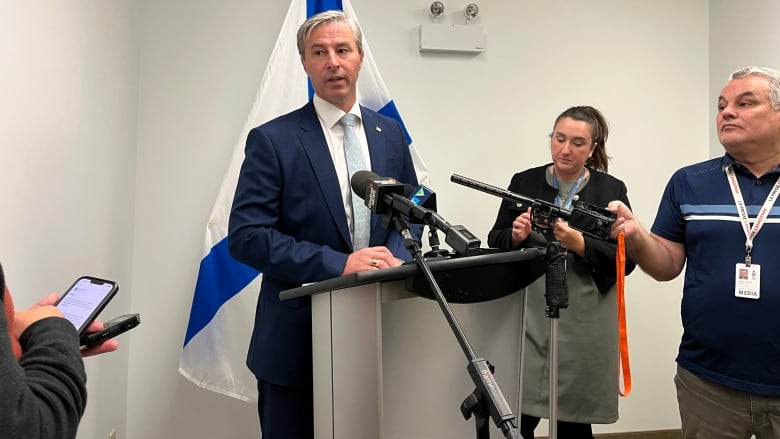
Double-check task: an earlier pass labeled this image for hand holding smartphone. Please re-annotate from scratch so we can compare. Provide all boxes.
[80,313,141,348]
[56,276,119,336]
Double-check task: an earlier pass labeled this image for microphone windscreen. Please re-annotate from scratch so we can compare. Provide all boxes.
[350,170,380,197]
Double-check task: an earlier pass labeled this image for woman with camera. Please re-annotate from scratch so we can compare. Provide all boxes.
[487,105,636,438]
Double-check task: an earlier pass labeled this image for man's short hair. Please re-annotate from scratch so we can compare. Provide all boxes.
[296,10,363,59]
[730,66,780,110]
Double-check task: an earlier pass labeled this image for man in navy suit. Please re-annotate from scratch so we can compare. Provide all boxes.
[228,10,419,439]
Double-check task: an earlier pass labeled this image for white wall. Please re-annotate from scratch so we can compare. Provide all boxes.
[0,2,139,438]
[709,0,780,156]
[129,0,707,437]
[1,1,776,438]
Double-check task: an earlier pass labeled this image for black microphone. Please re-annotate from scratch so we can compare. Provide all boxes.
[351,171,482,255]
[350,170,433,225]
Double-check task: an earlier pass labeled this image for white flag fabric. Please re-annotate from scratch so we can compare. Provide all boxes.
[179,0,429,402]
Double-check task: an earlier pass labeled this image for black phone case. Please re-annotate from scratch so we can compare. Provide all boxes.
[80,313,140,348]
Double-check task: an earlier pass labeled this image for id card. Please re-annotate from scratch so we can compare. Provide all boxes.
[735,263,760,299]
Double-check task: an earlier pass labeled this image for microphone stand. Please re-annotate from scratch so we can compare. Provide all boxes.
[390,214,520,439]
[424,225,453,259]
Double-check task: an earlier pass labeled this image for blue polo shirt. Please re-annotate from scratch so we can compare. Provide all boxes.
[652,154,780,396]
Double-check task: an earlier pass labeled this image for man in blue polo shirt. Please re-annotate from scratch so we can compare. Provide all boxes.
[609,66,780,438]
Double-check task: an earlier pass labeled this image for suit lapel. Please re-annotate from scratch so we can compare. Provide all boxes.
[297,102,352,248]
[361,108,388,179]
[360,108,390,239]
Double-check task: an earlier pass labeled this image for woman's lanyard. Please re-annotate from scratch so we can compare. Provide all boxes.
[725,163,780,266]
[552,168,587,209]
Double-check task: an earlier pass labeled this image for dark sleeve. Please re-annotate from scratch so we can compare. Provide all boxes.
[487,171,546,250]
[487,173,522,250]
[580,178,637,293]
[228,125,349,283]
[487,202,516,250]
[0,290,87,439]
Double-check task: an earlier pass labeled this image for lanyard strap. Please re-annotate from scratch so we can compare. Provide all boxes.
[725,164,780,264]
[552,169,587,210]
[616,232,631,397]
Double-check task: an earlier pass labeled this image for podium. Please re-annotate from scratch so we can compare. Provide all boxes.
[280,248,545,439]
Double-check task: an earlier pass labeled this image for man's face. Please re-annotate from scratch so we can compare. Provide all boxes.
[717,75,780,153]
[301,22,363,111]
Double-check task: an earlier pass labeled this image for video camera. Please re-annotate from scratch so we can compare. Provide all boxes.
[450,174,617,243]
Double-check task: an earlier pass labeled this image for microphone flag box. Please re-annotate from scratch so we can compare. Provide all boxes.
[366,178,404,214]
[407,184,437,211]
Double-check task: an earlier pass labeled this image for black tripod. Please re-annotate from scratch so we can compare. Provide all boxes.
[447,173,619,439]
[391,214,521,439]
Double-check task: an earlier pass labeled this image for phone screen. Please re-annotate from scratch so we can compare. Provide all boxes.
[57,277,118,334]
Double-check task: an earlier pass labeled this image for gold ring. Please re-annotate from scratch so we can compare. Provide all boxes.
[371,259,379,267]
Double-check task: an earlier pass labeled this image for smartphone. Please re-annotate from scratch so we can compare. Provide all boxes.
[80,313,140,348]
[55,276,119,336]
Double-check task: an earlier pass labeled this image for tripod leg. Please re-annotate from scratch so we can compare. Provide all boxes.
[548,317,559,439]
[516,288,528,422]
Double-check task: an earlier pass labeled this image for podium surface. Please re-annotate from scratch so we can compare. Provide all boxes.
[280,248,545,303]
[280,248,545,438]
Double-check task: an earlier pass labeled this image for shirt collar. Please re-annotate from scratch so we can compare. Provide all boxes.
[312,95,362,129]
[721,153,780,176]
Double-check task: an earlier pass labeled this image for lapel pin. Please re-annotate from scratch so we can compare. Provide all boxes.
[375,126,382,132]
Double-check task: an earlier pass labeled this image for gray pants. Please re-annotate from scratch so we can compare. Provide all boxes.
[676,365,780,439]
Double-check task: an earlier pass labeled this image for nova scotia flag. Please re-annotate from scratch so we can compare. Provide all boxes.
[178,0,428,402]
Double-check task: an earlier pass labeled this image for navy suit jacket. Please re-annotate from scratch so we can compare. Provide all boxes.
[228,101,419,387]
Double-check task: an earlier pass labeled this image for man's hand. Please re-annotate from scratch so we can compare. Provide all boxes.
[12,304,64,340]
[608,200,642,239]
[607,200,686,281]
[14,292,119,357]
[80,318,120,357]
[342,246,402,275]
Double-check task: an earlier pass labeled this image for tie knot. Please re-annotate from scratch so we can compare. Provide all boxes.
[339,113,358,128]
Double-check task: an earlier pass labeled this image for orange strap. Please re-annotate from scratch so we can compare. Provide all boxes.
[617,231,631,396]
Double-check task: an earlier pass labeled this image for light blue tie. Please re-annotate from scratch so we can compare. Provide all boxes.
[339,113,370,250]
